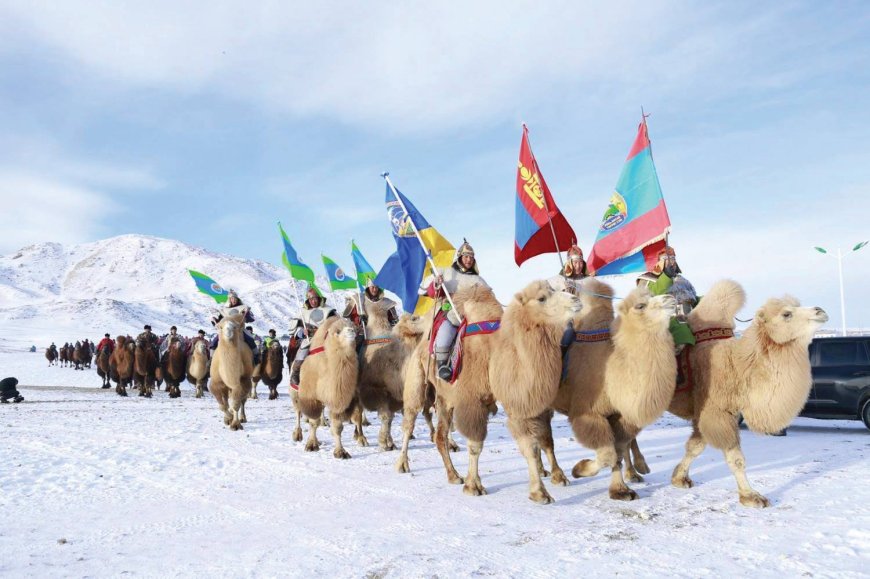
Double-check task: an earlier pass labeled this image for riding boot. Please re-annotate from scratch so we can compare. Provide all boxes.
[435,349,452,382]
[290,360,303,387]
[252,346,260,366]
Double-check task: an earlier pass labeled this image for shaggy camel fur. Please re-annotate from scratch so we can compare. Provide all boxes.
[162,336,188,398]
[556,282,677,502]
[186,338,210,398]
[357,301,428,452]
[110,336,134,397]
[134,337,158,397]
[96,348,112,389]
[253,341,284,400]
[291,317,360,458]
[45,347,58,366]
[210,307,255,430]
[667,280,828,507]
[488,283,583,503]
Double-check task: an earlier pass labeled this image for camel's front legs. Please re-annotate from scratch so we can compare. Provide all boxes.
[331,411,351,459]
[434,399,463,484]
[671,424,706,489]
[537,411,568,486]
[249,382,258,400]
[228,388,244,431]
[725,446,770,508]
[351,402,368,447]
[378,409,396,451]
[570,412,615,478]
[395,408,418,473]
[304,417,321,452]
[607,439,638,501]
[463,440,487,497]
[508,416,551,504]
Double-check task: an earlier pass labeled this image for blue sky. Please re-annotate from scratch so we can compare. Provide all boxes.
[1,1,869,327]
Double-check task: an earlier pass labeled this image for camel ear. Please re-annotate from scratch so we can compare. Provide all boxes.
[514,291,527,305]
[755,308,766,322]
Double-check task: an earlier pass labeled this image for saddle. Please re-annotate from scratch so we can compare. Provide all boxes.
[443,318,501,384]
[675,327,735,392]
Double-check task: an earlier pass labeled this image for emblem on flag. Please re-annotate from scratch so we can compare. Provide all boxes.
[388,202,415,238]
[600,192,628,231]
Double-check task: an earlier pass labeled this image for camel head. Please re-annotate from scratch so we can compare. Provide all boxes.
[753,297,828,346]
[193,340,208,355]
[510,280,583,329]
[217,306,248,343]
[327,318,359,351]
[615,287,676,333]
[393,313,426,345]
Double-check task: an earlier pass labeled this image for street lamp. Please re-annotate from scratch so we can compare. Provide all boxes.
[813,241,868,336]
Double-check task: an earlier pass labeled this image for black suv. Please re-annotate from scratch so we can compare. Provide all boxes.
[801,336,870,430]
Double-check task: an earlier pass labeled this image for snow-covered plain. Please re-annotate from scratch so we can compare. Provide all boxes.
[0,352,867,578]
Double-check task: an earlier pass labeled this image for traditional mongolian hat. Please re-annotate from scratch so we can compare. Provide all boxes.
[452,238,479,274]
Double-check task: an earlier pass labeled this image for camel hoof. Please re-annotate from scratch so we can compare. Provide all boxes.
[333,448,351,460]
[634,460,651,475]
[356,436,370,448]
[292,429,303,443]
[609,488,638,501]
[529,489,554,504]
[448,441,460,453]
[240,416,247,424]
[223,416,232,425]
[739,492,771,508]
[448,474,465,485]
[409,433,416,440]
[395,457,410,473]
[550,469,570,487]
[626,472,645,483]
[230,422,243,431]
[463,481,487,496]
[380,442,396,452]
[572,459,600,478]
[671,475,694,489]
[269,392,278,400]
[538,468,551,478]
[304,440,320,452]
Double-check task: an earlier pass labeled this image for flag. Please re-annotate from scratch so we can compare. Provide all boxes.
[375,182,454,315]
[587,118,671,275]
[188,269,229,304]
[321,254,357,290]
[278,222,316,284]
[351,240,376,288]
[515,124,577,266]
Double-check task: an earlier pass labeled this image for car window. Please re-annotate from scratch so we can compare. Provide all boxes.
[818,341,869,366]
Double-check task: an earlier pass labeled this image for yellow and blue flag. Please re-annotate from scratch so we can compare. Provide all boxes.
[375,183,454,315]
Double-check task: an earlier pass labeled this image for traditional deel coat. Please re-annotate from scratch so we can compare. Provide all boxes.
[637,271,698,346]
[421,267,490,325]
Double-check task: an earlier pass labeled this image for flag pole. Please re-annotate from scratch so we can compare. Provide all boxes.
[350,240,368,340]
[381,172,461,318]
[522,123,565,268]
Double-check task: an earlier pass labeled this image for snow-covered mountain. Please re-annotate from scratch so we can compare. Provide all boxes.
[0,234,351,351]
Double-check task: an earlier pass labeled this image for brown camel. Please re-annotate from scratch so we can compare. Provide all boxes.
[291,317,360,458]
[666,280,828,507]
[186,337,210,398]
[210,306,255,430]
[253,341,284,401]
[59,344,70,367]
[45,347,58,366]
[134,336,159,398]
[557,281,677,502]
[356,300,428,453]
[110,336,135,397]
[72,341,86,371]
[96,347,112,388]
[162,336,188,398]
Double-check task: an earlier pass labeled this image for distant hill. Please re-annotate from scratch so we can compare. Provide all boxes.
[0,234,352,351]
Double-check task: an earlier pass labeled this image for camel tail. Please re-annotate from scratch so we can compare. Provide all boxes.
[689,279,746,330]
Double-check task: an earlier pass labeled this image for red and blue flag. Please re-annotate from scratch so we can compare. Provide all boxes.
[514,124,577,266]
[587,119,671,275]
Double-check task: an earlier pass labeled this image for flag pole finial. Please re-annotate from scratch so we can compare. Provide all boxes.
[380,171,389,178]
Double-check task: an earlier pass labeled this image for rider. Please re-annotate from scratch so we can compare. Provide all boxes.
[420,239,489,381]
[159,326,179,363]
[547,244,589,359]
[289,286,337,388]
[263,329,278,349]
[137,325,159,351]
[342,278,399,330]
[96,333,114,356]
[636,245,697,350]
[211,290,259,364]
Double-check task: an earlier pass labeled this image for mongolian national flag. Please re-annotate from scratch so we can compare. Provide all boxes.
[278,222,316,284]
[515,124,577,266]
[587,119,671,275]
[375,182,454,315]
[188,269,229,303]
[350,240,376,288]
[321,254,357,291]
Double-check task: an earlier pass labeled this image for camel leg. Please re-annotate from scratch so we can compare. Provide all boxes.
[422,404,434,442]
[249,381,258,400]
[228,388,244,431]
[351,402,369,447]
[434,399,463,485]
[630,438,651,474]
[395,408,418,473]
[292,409,304,443]
[378,409,396,451]
[269,385,278,400]
[607,438,638,501]
[570,413,615,478]
[671,424,707,489]
[462,439,487,497]
[507,416,552,504]
[331,411,351,459]
[304,417,320,451]
[724,446,770,508]
[537,412,568,486]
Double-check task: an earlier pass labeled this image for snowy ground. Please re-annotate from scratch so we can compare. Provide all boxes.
[0,352,867,578]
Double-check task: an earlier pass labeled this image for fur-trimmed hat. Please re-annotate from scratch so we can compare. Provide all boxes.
[452,239,479,274]
[652,245,680,275]
[562,244,588,278]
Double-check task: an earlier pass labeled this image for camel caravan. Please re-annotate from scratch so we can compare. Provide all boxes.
[39,243,827,509]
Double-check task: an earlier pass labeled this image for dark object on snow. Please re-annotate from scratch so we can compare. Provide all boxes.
[802,336,870,431]
[0,377,24,403]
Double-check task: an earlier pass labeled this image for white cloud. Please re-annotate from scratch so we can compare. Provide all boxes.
[0,1,841,134]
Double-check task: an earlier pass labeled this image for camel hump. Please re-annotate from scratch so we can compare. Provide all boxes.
[688,279,746,330]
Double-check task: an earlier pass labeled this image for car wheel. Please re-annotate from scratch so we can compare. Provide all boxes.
[861,399,870,431]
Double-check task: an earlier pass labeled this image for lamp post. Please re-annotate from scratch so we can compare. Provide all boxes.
[813,241,868,336]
